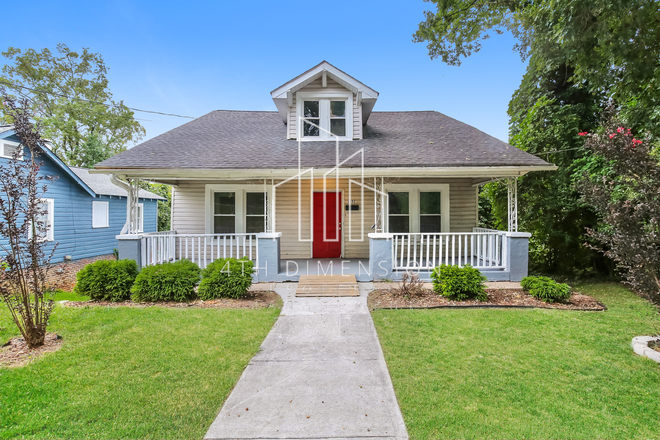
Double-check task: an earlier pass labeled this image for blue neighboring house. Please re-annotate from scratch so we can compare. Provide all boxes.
[0,125,164,287]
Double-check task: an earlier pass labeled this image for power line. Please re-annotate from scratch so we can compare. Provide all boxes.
[0,78,195,119]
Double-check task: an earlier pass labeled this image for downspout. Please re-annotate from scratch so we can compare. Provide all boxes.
[110,174,132,235]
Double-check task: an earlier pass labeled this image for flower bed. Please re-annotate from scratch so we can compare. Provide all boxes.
[369,288,606,310]
[62,290,279,310]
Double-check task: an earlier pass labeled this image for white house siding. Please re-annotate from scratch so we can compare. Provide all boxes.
[288,77,362,140]
[171,177,477,260]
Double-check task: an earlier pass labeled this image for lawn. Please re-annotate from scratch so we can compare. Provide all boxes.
[0,296,280,439]
[373,283,660,440]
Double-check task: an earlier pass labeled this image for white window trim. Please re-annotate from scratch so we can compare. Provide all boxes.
[1,140,23,160]
[92,200,110,228]
[296,91,353,141]
[384,184,450,233]
[137,203,144,233]
[205,184,272,234]
[29,198,54,242]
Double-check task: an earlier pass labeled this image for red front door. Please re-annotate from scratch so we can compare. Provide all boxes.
[313,192,342,258]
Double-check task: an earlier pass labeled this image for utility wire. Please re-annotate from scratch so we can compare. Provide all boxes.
[0,78,195,119]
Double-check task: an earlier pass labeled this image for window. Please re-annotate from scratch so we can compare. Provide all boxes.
[245,192,266,233]
[298,93,352,140]
[388,192,410,233]
[385,185,450,233]
[420,192,441,232]
[92,201,109,228]
[29,199,54,241]
[205,185,271,234]
[213,192,236,234]
[137,203,144,233]
[1,141,22,160]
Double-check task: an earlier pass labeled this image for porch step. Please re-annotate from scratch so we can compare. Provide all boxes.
[295,274,359,297]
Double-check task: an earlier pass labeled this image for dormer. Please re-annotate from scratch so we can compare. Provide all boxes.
[270,61,379,141]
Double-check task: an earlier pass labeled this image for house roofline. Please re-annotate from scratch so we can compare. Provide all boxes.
[91,165,558,182]
[1,128,97,197]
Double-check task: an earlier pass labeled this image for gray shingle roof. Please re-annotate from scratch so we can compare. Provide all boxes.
[95,111,551,170]
[70,167,165,200]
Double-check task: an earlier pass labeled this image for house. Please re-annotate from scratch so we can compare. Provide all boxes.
[94,61,556,282]
[0,125,164,290]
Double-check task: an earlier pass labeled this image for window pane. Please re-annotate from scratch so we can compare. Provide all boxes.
[420,215,442,233]
[330,119,346,136]
[388,216,409,233]
[214,192,235,215]
[246,216,265,233]
[330,101,345,117]
[303,119,320,137]
[420,192,441,215]
[388,192,409,215]
[214,216,235,234]
[303,101,319,118]
[246,193,265,215]
[3,144,19,157]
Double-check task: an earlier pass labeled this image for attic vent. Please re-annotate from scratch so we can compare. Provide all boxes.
[1,142,21,159]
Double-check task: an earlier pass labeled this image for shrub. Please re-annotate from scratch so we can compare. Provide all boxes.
[431,264,487,301]
[74,259,138,302]
[198,257,254,300]
[520,276,572,302]
[131,259,200,302]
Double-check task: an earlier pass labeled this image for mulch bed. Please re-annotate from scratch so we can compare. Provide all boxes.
[1,332,63,368]
[63,290,280,309]
[369,288,607,311]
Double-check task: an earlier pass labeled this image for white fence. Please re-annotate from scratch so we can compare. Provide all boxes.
[391,229,507,271]
[141,232,258,269]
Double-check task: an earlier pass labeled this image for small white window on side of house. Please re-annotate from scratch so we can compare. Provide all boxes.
[137,203,144,233]
[297,93,352,140]
[92,201,109,228]
[1,141,22,160]
[29,198,54,242]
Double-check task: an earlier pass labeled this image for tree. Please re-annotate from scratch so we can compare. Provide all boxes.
[577,111,660,304]
[0,43,145,167]
[414,0,660,135]
[482,61,611,276]
[0,94,57,348]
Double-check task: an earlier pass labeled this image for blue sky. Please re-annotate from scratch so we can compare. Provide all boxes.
[4,0,527,144]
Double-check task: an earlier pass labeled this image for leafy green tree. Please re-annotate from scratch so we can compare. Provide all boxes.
[138,182,171,231]
[414,0,660,135]
[0,43,144,167]
[491,61,611,276]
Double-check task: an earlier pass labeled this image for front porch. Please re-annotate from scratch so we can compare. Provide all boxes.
[119,226,530,282]
[113,172,530,282]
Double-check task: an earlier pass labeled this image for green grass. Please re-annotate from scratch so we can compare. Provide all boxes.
[0,300,280,439]
[50,290,90,302]
[373,283,660,440]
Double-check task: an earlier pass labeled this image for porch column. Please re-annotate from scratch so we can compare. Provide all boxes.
[369,232,393,281]
[507,177,518,232]
[111,175,143,264]
[505,232,531,281]
[256,232,281,282]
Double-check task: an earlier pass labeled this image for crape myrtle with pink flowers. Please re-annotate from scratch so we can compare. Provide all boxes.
[577,109,660,304]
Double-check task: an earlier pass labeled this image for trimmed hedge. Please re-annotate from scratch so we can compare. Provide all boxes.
[520,276,572,303]
[431,264,487,301]
[74,259,138,302]
[198,257,254,300]
[131,259,201,302]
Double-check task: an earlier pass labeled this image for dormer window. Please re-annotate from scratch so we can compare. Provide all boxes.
[297,92,352,140]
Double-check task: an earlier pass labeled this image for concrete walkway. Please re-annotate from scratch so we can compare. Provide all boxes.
[205,283,408,440]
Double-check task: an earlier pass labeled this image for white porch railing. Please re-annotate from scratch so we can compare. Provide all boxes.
[391,229,507,271]
[140,232,258,269]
